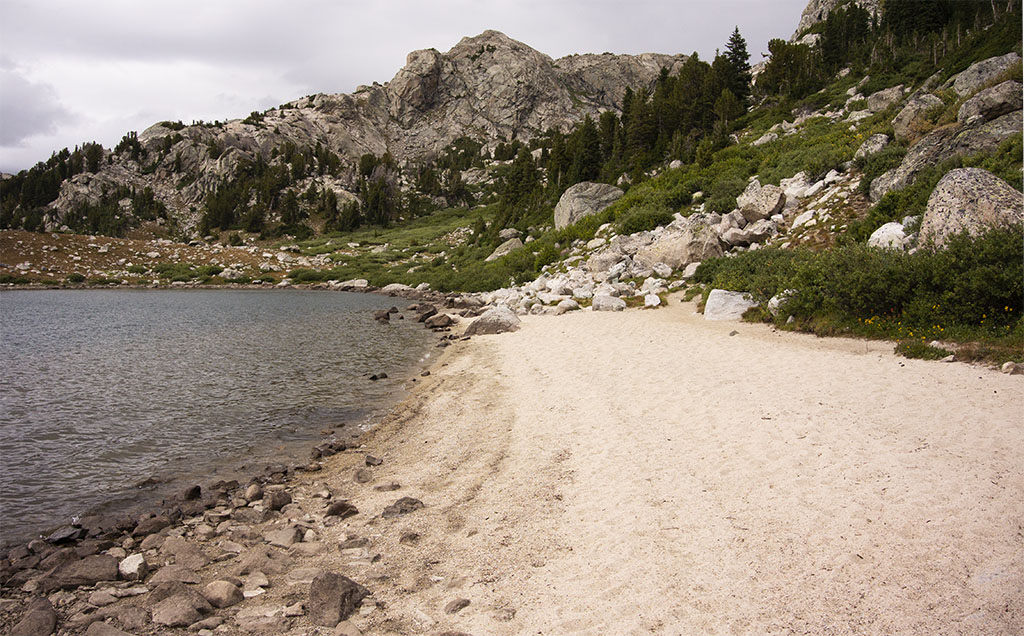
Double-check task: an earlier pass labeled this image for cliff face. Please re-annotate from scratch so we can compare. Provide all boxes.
[44,30,685,234]
[793,0,881,38]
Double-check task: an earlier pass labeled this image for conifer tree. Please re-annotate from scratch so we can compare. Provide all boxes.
[724,27,752,102]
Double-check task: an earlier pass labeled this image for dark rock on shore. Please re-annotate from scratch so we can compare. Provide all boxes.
[47,554,118,590]
[263,490,292,511]
[44,526,85,545]
[132,515,170,538]
[444,597,471,614]
[10,597,57,636]
[325,501,359,519]
[309,572,370,627]
[381,497,424,518]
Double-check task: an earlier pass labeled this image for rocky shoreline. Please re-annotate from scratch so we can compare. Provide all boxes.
[1,324,472,636]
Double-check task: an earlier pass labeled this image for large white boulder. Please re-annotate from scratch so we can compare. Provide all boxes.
[704,289,758,321]
[634,220,724,269]
[868,222,908,250]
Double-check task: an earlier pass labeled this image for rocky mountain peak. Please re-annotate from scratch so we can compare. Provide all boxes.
[793,0,881,39]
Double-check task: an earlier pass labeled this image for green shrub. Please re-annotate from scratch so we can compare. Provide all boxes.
[854,144,907,196]
[895,340,949,360]
[126,264,148,274]
[66,273,86,284]
[197,265,223,277]
[616,205,673,234]
[694,225,1023,345]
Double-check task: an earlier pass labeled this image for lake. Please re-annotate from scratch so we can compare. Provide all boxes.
[0,289,435,545]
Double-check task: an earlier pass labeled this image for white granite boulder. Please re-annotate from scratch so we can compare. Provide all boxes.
[704,289,758,321]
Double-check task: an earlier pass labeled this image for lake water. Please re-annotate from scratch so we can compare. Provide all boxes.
[0,289,435,545]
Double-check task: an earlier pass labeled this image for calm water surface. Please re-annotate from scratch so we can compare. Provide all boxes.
[0,289,433,545]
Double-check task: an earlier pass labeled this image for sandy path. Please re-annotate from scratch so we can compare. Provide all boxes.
[343,297,1023,635]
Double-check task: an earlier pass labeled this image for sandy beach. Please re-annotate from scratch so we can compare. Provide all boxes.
[333,295,1023,635]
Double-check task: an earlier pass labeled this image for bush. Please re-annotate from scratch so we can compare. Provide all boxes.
[694,225,1023,344]
[66,273,86,284]
[616,205,673,234]
[854,144,907,196]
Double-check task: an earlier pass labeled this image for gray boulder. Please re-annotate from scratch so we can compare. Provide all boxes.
[854,133,890,159]
[585,248,625,275]
[866,85,905,112]
[920,168,1023,248]
[634,221,724,269]
[464,306,521,336]
[484,237,523,262]
[203,580,244,608]
[309,572,370,627]
[951,52,1021,97]
[892,94,944,142]
[553,182,623,229]
[870,110,1022,201]
[704,289,758,321]
[498,227,521,240]
[736,179,786,223]
[592,294,626,311]
[555,298,580,314]
[957,80,1022,123]
[379,283,413,295]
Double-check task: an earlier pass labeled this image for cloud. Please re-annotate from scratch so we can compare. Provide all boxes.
[0,67,75,146]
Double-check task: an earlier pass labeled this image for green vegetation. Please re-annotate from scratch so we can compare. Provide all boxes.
[693,226,1023,358]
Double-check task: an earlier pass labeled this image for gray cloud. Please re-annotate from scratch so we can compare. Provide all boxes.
[0,67,75,146]
[0,0,808,172]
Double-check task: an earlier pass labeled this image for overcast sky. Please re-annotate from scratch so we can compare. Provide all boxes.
[0,0,808,173]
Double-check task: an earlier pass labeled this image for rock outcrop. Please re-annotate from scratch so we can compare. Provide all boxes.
[919,168,1023,247]
[892,93,944,142]
[949,52,1021,97]
[553,182,624,229]
[793,0,881,39]
[870,110,1021,201]
[957,80,1023,123]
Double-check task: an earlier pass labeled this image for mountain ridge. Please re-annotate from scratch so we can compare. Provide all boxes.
[34,30,686,235]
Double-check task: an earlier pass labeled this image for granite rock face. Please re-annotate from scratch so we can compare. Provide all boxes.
[920,168,1023,248]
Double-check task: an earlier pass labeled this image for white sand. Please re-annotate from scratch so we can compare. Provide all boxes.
[333,297,1023,635]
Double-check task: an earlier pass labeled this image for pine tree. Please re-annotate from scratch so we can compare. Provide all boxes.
[724,27,752,103]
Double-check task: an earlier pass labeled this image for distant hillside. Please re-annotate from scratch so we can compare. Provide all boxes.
[0,31,683,237]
